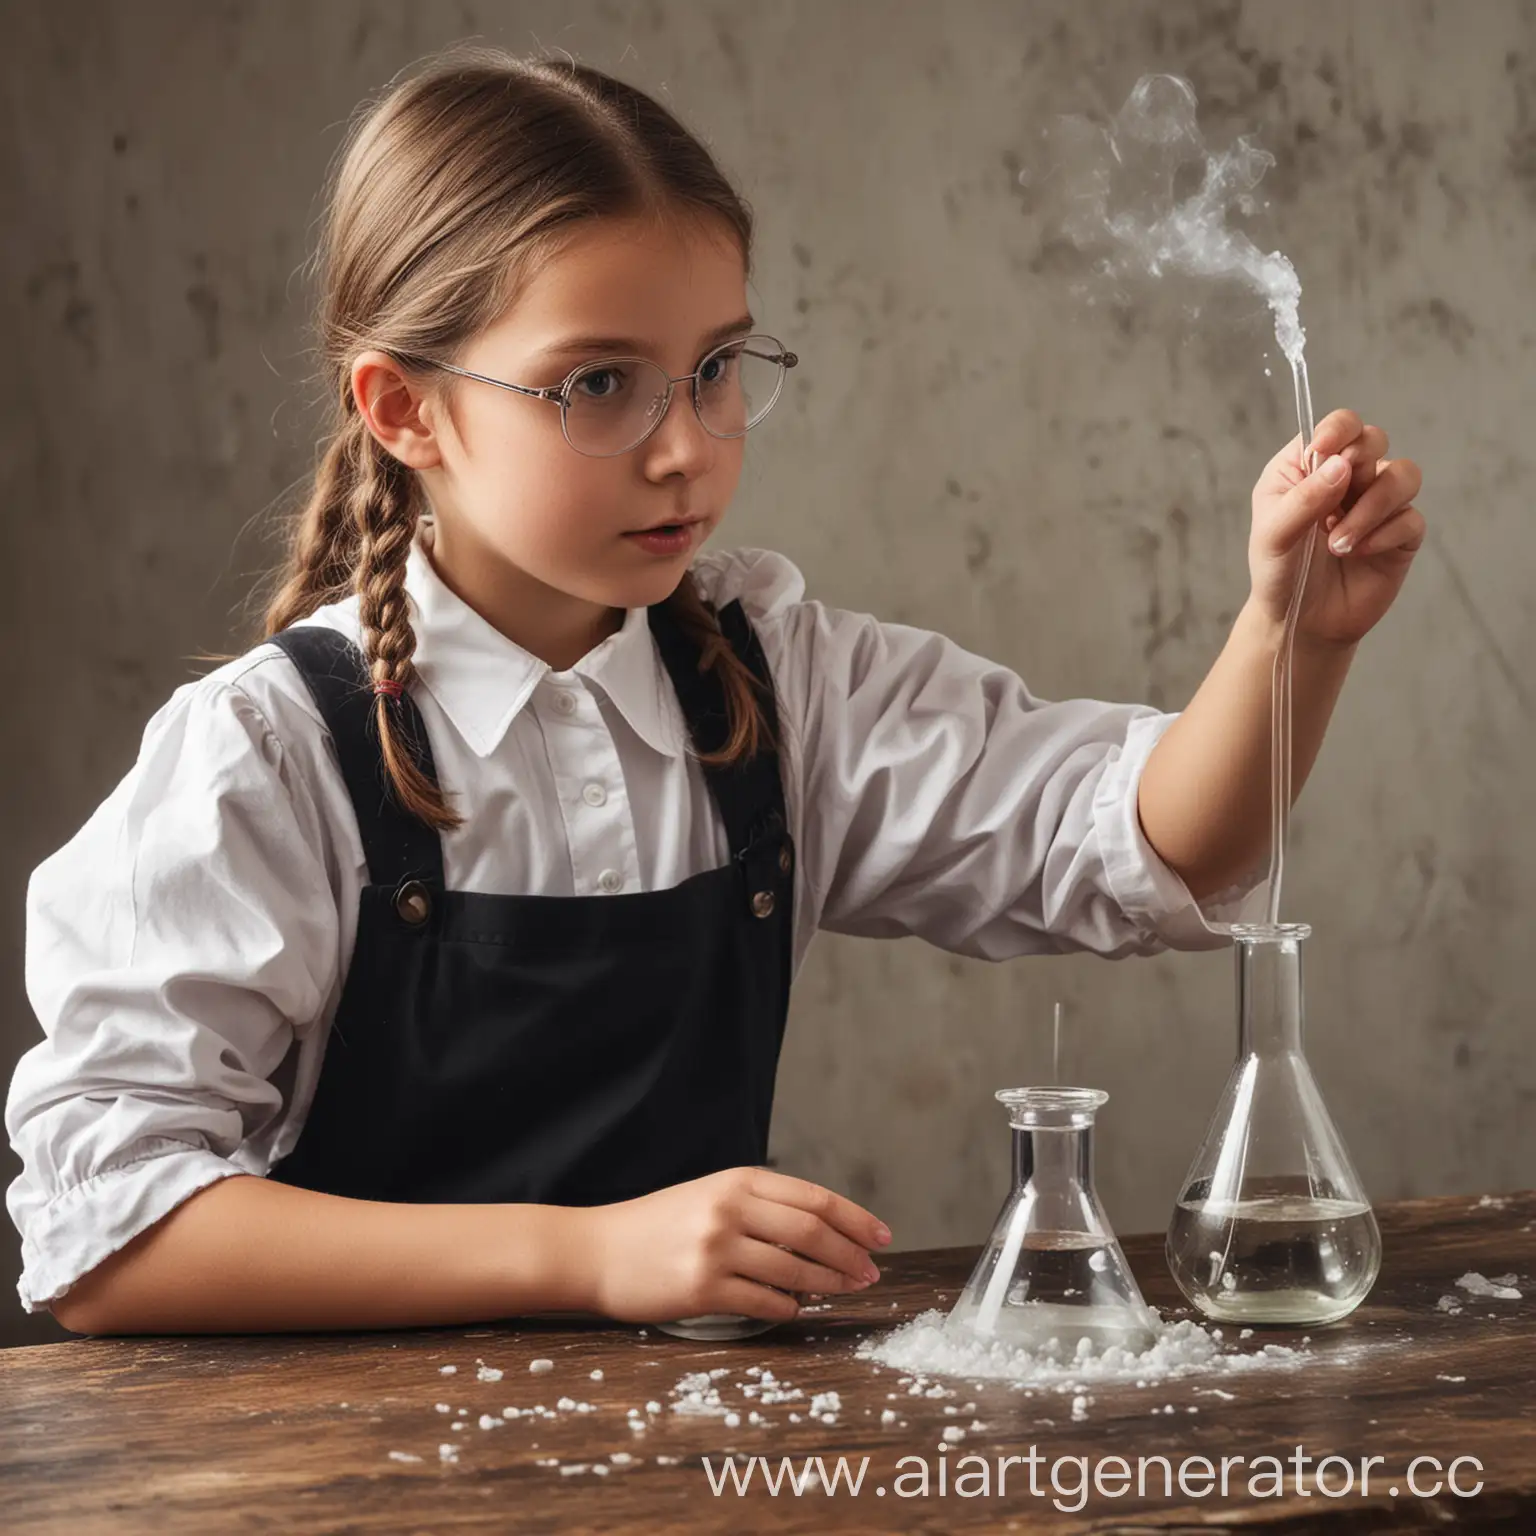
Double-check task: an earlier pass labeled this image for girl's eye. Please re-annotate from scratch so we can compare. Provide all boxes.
[573,366,628,401]
[699,348,741,387]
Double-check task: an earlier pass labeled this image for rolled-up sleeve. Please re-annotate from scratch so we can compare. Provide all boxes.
[6,672,340,1314]
[779,600,1268,960]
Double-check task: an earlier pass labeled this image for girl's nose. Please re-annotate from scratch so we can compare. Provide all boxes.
[640,386,715,480]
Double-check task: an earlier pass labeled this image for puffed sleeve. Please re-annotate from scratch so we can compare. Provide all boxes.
[698,549,1268,961]
[5,667,342,1313]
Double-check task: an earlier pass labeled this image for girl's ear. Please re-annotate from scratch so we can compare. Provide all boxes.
[351,350,442,470]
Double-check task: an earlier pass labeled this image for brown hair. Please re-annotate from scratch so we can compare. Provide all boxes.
[264,47,774,830]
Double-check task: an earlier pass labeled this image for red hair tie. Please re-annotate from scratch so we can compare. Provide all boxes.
[373,678,406,699]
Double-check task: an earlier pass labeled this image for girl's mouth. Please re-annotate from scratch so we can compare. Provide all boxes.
[623,520,701,555]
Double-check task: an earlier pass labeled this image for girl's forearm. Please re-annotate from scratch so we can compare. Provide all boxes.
[50,1173,599,1336]
[1137,597,1357,900]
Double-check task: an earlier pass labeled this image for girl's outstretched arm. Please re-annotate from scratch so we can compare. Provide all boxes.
[52,1167,888,1336]
[1138,409,1424,899]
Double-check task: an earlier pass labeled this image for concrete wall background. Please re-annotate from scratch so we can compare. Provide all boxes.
[3,0,1533,1347]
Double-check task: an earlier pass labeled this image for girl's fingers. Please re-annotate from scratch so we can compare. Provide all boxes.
[733,1235,871,1297]
[1307,407,1365,465]
[744,1195,880,1286]
[1353,504,1427,558]
[746,1170,891,1251]
[1326,459,1423,555]
[1343,427,1389,496]
[1265,452,1354,553]
[712,1275,804,1323]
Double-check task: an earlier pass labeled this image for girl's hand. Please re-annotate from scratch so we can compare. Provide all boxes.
[582,1167,891,1324]
[1248,407,1425,648]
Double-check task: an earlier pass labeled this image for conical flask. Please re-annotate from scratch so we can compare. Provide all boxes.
[1166,922,1381,1325]
[949,1087,1157,1351]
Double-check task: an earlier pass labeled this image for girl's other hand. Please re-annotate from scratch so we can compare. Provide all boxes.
[580,1167,892,1324]
[1248,407,1425,648]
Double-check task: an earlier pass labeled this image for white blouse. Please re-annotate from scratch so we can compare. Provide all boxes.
[6,542,1264,1314]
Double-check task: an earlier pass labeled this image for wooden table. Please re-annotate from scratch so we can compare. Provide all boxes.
[3,1192,1533,1533]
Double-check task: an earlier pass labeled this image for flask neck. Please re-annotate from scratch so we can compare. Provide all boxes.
[1012,1121,1094,1195]
[1235,927,1306,1057]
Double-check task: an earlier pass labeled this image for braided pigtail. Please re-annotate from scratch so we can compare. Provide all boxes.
[351,433,462,831]
[264,414,367,633]
[662,572,775,766]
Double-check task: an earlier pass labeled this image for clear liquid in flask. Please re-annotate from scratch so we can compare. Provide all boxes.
[1168,1180,1381,1325]
[1165,924,1381,1326]
[951,1087,1157,1352]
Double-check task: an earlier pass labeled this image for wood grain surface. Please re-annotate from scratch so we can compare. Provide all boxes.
[2,1191,1533,1533]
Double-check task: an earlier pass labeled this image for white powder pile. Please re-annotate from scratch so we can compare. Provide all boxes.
[670,1367,734,1418]
[858,1308,1304,1395]
[1456,1271,1522,1300]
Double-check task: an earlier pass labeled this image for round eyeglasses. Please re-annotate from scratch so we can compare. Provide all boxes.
[425,334,799,459]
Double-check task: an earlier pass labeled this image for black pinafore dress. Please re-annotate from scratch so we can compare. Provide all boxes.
[265,599,794,1206]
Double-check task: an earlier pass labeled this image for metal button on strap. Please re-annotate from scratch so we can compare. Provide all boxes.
[778,843,793,874]
[395,879,431,926]
[751,890,776,919]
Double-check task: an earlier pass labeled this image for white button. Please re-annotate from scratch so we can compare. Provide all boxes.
[582,782,608,808]
[553,690,578,715]
[598,869,623,894]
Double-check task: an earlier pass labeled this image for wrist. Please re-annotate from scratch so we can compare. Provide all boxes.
[548,1203,609,1315]
[1236,595,1358,666]
[488,1202,609,1316]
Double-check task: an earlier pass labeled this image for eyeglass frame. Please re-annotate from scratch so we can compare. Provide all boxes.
[419,333,799,459]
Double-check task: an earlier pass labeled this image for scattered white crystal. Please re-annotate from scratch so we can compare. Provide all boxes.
[590,1369,604,1382]
[1456,1271,1522,1300]
[388,1450,422,1463]
[438,1366,457,1376]
[476,1361,504,1383]
[438,1444,459,1463]
[529,1359,555,1374]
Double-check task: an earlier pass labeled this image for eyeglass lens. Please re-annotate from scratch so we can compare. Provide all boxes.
[561,337,788,456]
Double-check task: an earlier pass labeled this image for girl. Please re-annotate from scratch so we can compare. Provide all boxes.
[7,49,1423,1337]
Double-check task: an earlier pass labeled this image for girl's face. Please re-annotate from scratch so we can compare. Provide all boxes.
[419,213,752,644]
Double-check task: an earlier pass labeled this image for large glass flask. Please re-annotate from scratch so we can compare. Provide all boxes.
[950,1087,1157,1350]
[1167,923,1381,1325]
